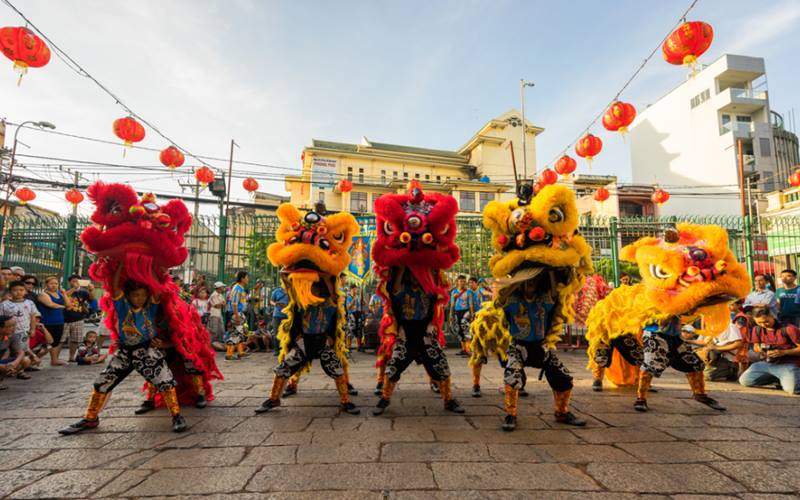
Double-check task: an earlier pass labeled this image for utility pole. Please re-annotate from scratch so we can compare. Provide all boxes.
[520,79,535,180]
[225,139,239,217]
[737,138,755,279]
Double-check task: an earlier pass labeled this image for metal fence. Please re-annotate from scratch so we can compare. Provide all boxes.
[1,213,799,289]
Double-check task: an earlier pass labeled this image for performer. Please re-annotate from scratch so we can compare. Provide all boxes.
[449,275,472,357]
[470,183,593,431]
[60,183,220,435]
[585,224,751,412]
[372,181,464,415]
[255,202,360,415]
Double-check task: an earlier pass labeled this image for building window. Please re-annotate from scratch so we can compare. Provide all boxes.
[459,191,476,212]
[414,173,420,179]
[358,168,364,184]
[424,174,430,181]
[436,175,441,183]
[350,192,367,213]
[381,170,386,184]
[393,171,398,180]
[446,176,451,183]
[478,192,493,211]
[347,166,353,181]
[403,172,409,180]
[318,190,325,203]
[759,138,772,157]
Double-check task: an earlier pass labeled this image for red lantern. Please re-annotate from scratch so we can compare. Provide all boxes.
[593,187,610,203]
[195,166,215,186]
[14,187,36,204]
[789,170,800,187]
[539,168,558,185]
[575,134,603,165]
[0,26,51,84]
[243,177,259,193]
[554,155,577,178]
[602,101,637,134]
[662,21,714,67]
[651,188,670,205]
[337,179,353,193]
[159,146,185,170]
[65,189,84,206]
[113,117,145,157]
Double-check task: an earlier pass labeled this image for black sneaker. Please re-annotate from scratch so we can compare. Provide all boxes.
[430,382,440,393]
[471,385,482,398]
[172,415,188,433]
[282,385,297,398]
[255,399,280,414]
[58,418,99,435]
[372,398,390,416]
[555,411,586,426]
[373,382,383,396]
[693,394,726,411]
[456,351,468,357]
[341,402,360,415]
[195,394,207,409]
[501,415,517,432]
[519,388,529,398]
[592,379,603,392]
[347,383,358,396]
[444,399,465,414]
[633,398,649,412]
[134,400,155,415]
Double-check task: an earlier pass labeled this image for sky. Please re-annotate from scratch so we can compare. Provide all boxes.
[2,0,799,216]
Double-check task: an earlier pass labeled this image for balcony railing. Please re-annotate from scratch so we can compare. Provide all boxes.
[730,88,767,100]
[719,121,753,137]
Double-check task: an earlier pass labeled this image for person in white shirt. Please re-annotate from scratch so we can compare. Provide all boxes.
[207,282,227,351]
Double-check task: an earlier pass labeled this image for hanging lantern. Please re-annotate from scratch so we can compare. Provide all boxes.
[337,179,353,193]
[539,168,558,185]
[159,146,185,170]
[602,101,637,135]
[662,21,714,68]
[575,133,603,166]
[0,26,51,85]
[593,187,610,203]
[195,166,215,186]
[788,169,800,187]
[243,177,259,193]
[554,155,577,178]
[651,188,670,205]
[14,186,36,204]
[112,117,145,156]
[533,181,545,195]
[65,188,84,206]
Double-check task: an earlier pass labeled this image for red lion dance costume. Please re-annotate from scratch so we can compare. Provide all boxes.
[59,183,221,435]
[372,181,465,415]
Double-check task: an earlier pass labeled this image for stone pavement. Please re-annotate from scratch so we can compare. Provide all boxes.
[1,348,799,499]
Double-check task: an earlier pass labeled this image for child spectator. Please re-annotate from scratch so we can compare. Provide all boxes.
[0,280,43,376]
[695,300,747,381]
[208,282,226,351]
[191,287,210,325]
[225,316,249,361]
[0,315,30,388]
[28,324,53,359]
[65,274,91,362]
[76,330,107,365]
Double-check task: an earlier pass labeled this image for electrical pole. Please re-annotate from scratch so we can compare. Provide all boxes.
[225,139,238,217]
[520,79,535,180]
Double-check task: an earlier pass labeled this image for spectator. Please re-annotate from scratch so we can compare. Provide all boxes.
[191,274,207,298]
[696,300,747,381]
[744,274,778,318]
[64,274,91,362]
[10,266,25,281]
[0,315,29,388]
[96,312,111,350]
[21,275,39,302]
[248,280,264,331]
[619,273,632,286]
[776,269,800,327]
[0,271,7,302]
[37,276,70,366]
[75,330,107,365]
[1,267,14,285]
[28,323,53,359]
[208,282,226,351]
[739,305,800,395]
[269,284,288,355]
[449,275,472,356]
[191,287,210,324]
[0,281,42,375]
[86,283,100,319]
[467,277,483,314]
[346,284,363,351]
[227,271,249,328]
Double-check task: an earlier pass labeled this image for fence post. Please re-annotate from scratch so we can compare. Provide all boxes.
[62,214,77,286]
[744,214,755,279]
[609,216,620,287]
[217,214,228,282]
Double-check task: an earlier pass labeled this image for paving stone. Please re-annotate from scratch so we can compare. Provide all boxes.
[658,426,776,441]
[311,429,435,444]
[528,444,637,463]
[382,442,490,462]
[393,492,664,500]
[749,427,800,441]
[435,428,580,444]
[591,412,707,428]
[711,461,800,492]
[125,466,257,496]
[138,447,247,468]
[616,441,725,463]
[9,432,120,449]
[573,427,676,444]
[100,431,182,449]
[432,462,600,491]
[9,469,121,499]
[0,470,50,498]
[468,415,551,429]
[24,448,142,469]
[246,463,436,491]
[703,414,796,428]
[0,449,48,470]
[393,416,475,430]
[239,445,297,465]
[297,441,380,463]
[231,416,312,433]
[262,431,311,445]
[167,431,270,448]
[90,469,151,498]
[586,463,744,493]
[699,441,800,461]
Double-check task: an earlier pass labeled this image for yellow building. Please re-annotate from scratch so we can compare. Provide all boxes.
[285,110,543,214]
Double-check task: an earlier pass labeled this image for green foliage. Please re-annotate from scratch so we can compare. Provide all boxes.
[594,258,640,284]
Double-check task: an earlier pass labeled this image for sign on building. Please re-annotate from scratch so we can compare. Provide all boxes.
[311,157,338,188]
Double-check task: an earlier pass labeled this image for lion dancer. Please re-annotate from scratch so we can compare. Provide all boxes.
[255,203,360,415]
[371,181,464,416]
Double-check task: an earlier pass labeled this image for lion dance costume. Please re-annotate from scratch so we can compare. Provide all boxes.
[586,224,751,412]
[372,181,465,415]
[60,183,221,435]
[255,202,360,415]
[470,184,592,431]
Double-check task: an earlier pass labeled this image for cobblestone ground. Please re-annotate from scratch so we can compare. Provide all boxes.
[1,348,799,499]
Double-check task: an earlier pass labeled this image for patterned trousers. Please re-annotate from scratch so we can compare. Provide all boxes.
[593,334,644,368]
[273,334,345,379]
[385,320,451,383]
[93,345,176,394]
[641,330,704,377]
[452,310,471,341]
[504,339,572,392]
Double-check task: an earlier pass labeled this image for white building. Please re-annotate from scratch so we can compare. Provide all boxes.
[630,54,777,216]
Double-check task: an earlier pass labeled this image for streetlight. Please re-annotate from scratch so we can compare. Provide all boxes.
[520,79,535,180]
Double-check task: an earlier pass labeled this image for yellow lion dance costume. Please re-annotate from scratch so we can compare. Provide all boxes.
[585,223,750,412]
[470,183,593,431]
[255,202,361,415]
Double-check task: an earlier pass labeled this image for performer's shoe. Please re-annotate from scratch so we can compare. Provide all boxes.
[501,415,517,432]
[282,385,297,398]
[471,385,482,398]
[591,379,603,392]
[347,383,358,396]
[373,382,383,396]
[554,411,586,426]
[58,418,99,435]
[172,415,188,433]
[456,351,468,357]
[225,354,239,361]
[633,398,649,412]
[519,388,529,398]
[693,394,726,411]
[649,387,659,393]
[341,402,360,415]
[255,399,280,414]
[372,398,390,415]
[444,399,465,414]
[195,394,207,409]
[430,382,440,393]
[134,400,155,415]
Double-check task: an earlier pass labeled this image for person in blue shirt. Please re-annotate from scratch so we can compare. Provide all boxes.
[776,269,800,327]
[467,277,483,313]
[449,275,472,356]
[269,285,289,338]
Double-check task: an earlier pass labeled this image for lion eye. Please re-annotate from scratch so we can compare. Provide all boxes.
[439,224,449,235]
[332,232,345,244]
[548,207,565,223]
[649,264,672,279]
[383,221,395,235]
[108,202,121,215]
[509,208,526,232]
